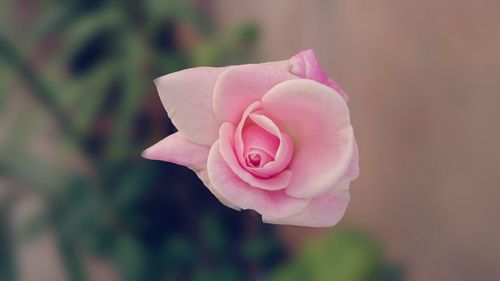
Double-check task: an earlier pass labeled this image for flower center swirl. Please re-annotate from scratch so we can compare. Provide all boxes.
[234,101,294,179]
[246,148,274,168]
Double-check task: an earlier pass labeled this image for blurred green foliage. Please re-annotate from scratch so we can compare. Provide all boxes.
[0,0,402,280]
[268,229,403,281]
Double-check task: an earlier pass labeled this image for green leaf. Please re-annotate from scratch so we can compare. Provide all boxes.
[0,66,13,114]
[190,23,260,66]
[31,2,74,40]
[233,22,260,46]
[18,212,49,242]
[0,119,65,194]
[268,228,389,281]
[113,166,152,210]
[104,33,148,160]
[71,63,118,135]
[215,265,242,281]
[0,205,18,281]
[200,213,229,256]
[242,234,279,263]
[144,0,213,35]
[162,235,196,266]
[60,8,122,65]
[114,234,148,281]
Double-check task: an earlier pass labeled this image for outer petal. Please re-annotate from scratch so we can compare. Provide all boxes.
[262,143,359,227]
[340,140,360,190]
[212,64,297,124]
[261,60,290,70]
[141,132,210,168]
[197,168,242,211]
[142,133,240,210]
[262,79,354,199]
[262,189,350,227]
[154,67,226,145]
[206,141,309,219]
[290,49,349,101]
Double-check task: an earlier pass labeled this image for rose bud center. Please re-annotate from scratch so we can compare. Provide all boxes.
[245,148,274,168]
[235,102,294,178]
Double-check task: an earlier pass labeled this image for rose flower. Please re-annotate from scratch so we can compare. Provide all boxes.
[143,50,359,227]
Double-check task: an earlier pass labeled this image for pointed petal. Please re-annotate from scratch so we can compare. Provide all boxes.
[154,67,226,145]
[142,132,210,169]
[142,133,241,210]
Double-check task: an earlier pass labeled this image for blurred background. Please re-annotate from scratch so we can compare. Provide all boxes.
[1,0,499,280]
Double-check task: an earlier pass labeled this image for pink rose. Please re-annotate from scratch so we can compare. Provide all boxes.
[142,49,359,227]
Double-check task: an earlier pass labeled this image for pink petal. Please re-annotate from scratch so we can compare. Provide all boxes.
[206,141,309,218]
[219,123,292,191]
[232,102,293,178]
[290,49,349,101]
[234,101,269,168]
[248,113,294,178]
[197,168,242,211]
[263,143,359,227]
[341,140,360,188]
[242,123,279,159]
[141,132,210,169]
[261,60,290,70]
[212,64,297,124]
[262,189,350,227]
[142,133,241,210]
[154,67,226,145]
[261,79,355,199]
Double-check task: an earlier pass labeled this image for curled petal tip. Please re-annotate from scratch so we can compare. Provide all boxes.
[290,49,349,102]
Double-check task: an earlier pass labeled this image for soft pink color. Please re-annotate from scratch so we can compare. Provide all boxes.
[143,49,359,227]
[290,49,349,101]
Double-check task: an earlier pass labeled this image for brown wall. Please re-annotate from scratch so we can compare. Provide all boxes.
[212,1,500,280]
